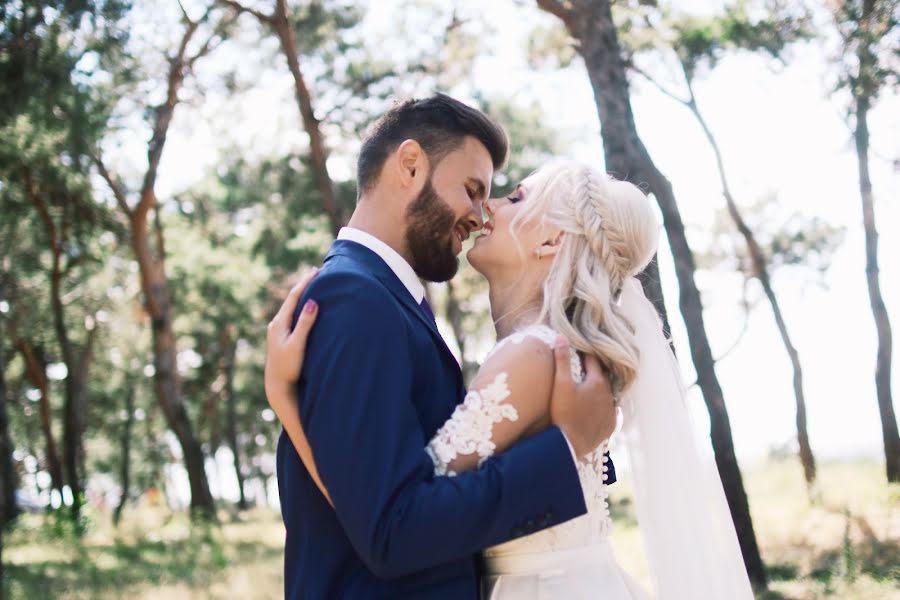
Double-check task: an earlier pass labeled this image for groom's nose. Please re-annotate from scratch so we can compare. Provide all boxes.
[465,201,484,232]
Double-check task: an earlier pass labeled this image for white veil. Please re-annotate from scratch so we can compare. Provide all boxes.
[616,277,755,599]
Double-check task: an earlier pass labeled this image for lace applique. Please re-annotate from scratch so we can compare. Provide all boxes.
[426,373,518,476]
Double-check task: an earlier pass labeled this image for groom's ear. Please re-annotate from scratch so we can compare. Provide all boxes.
[395,139,427,188]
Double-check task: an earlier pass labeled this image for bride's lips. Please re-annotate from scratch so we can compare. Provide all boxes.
[475,221,493,243]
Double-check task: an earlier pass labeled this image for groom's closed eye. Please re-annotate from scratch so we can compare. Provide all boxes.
[466,177,487,202]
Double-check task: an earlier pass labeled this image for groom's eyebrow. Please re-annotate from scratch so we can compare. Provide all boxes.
[466,177,487,200]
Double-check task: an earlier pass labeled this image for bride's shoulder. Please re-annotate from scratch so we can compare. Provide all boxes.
[469,329,556,417]
[485,324,560,361]
[474,325,559,391]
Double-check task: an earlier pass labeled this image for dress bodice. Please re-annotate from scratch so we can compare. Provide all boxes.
[483,325,613,557]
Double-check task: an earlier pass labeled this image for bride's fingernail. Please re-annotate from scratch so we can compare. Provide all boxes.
[554,335,567,348]
[304,300,318,314]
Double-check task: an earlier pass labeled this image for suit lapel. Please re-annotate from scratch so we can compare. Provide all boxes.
[326,240,461,369]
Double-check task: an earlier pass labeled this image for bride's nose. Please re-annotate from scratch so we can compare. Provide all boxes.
[484,198,497,218]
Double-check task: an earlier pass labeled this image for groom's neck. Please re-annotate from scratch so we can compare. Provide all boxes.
[347,198,410,263]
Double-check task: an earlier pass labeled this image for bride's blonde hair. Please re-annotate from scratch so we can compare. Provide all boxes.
[511,161,660,394]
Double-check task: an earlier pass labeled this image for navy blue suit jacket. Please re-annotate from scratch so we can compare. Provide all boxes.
[276,239,613,599]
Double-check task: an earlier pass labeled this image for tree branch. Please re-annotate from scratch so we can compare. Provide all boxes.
[93,154,133,219]
[21,169,59,254]
[218,0,274,24]
[185,11,233,69]
[79,324,99,375]
[153,205,167,261]
[536,0,573,29]
[177,0,192,23]
[629,63,690,106]
[137,14,205,230]
[714,277,754,363]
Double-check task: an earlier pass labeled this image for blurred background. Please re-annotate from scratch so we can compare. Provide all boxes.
[0,0,897,598]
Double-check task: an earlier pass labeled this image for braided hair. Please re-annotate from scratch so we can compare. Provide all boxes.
[509,161,660,394]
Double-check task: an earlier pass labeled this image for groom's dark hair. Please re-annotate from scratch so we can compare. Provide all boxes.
[356,94,508,196]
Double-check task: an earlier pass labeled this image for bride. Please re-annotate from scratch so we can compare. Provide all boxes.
[265,160,755,599]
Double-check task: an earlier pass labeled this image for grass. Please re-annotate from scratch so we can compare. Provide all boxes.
[3,508,285,599]
[608,458,900,599]
[4,459,899,599]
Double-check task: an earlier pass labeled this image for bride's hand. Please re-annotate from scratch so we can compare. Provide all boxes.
[265,268,319,395]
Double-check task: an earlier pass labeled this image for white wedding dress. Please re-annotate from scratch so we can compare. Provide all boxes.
[426,324,650,600]
[426,279,756,600]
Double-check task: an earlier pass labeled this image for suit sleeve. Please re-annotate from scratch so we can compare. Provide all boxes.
[293,272,587,579]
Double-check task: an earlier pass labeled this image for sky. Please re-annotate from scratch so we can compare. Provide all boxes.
[139,0,900,475]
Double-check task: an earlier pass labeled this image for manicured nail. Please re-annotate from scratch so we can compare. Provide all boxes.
[554,335,568,349]
[304,300,318,314]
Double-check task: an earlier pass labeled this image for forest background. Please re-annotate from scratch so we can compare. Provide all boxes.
[0,0,897,598]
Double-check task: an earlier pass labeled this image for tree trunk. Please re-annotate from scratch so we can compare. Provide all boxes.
[133,230,216,516]
[145,405,169,509]
[0,313,10,591]
[636,256,675,349]
[94,15,219,518]
[548,0,768,588]
[113,385,135,526]
[221,331,247,510]
[220,0,343,234]
[272,0,342,237]
[854,92,898,482]
[15,341,64,492]
[444,281,479,382]
[1,296,19,529]
[685,93,816,488]
[22,170,95,518]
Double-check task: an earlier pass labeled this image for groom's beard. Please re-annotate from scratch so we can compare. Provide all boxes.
[405,176,460,282]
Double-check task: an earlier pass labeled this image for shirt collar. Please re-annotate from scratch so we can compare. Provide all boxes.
[337,227,425,303]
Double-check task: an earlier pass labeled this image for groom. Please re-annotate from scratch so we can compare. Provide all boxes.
[277,94,617,599]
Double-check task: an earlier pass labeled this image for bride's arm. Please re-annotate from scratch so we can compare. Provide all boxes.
[268,335,558,490]
[425,336,558,476]
[264,270,332,505]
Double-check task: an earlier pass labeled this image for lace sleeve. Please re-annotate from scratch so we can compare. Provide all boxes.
[425,373,519,476]
[424,325,567,477]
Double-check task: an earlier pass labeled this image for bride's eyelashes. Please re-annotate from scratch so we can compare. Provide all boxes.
[507,194,522,204]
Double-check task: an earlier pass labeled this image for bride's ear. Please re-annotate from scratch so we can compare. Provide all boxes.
[535,231,565,259]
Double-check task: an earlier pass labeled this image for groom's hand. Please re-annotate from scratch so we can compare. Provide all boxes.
[549,337,617,458]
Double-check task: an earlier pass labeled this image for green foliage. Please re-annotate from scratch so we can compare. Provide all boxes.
[0,1,132,519]
[618,1,813,81]
[832,0,899,102]
[481,96,562,196]
[526,23,577,70]
[307,0,488,139]
[210,155,336,273]
[668,2,814,78]
[698,196,846,283]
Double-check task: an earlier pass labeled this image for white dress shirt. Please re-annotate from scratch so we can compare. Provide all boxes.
[337,227,581,467]
[338,227,424,303]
